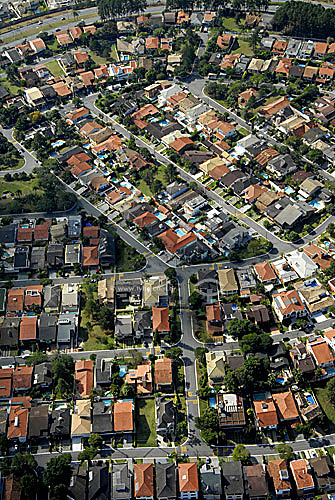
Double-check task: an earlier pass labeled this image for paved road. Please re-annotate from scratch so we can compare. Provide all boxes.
[0,126,39,176]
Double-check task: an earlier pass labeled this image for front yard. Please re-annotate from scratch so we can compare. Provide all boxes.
[136,398,157,447]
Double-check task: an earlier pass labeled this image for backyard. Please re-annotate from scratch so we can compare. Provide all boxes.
[136,398,157,447]
[45,60,65,78]
[314,384,335,430]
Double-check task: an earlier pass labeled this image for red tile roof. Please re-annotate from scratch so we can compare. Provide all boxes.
[134,463,154,498]
[158,229,197,254]
[152,306,170,332]
[155,357,172,385]
[273,391,299,421]
[19,317,37,341]
[114,400,133,431]
[82,246,99,267]
[0,368,12,398]
[75,360,94,397]
[178,463,198,492]
[7,405,28,440]
[17,227,33,243]
[83,226,99,238]
[7,288,24,312]
[290,459,314,490]
[254,262,276,282]
[13,366,33,390]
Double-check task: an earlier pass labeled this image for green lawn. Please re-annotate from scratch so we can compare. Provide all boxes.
[231,38,254,57]
[81,289,115,351]
[45,60,65,78]
[135,164,167,197]
[0,78,22,97]
[88,50,109,66]
[110,44,119,62]
[136,398,157,447]
[115,236,146,272]
[314,385,335,429]
[0,158,25,172]
[221,16,243,32]
[0,177,39,196]
[238,237,271,259]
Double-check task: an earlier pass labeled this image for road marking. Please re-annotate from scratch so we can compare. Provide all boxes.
[181,446,187,453]
[188,392,193,397]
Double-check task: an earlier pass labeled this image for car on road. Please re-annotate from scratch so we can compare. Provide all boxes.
[181,453,188,457]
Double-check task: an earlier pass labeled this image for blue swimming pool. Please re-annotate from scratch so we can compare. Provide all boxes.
[209,397,216,408]
[284,186,295,195]
[309,199,321,208]
[119,365,127,377]
[306,394,315,405]
[159,120,169,127]
[188,217,199,224]
[276,377,285,385]
[52,140,65,148]
[175,228,186,237]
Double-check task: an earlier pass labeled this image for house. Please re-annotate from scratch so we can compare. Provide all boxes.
[69,464,109,500]
[205,352,225,386]
[25,285,43,310]
[71,399,91,448]
[273,391,299,423]
[206,302,223,335]
[134,463,154,499]
[245,465,269,500]
[82,246,99,268]
[267,154,296,180]
[253,393,278,429]
[29,38,46,53]
[156,463,177,500]
[28,404,49,440]
[0,317,19,350]
[57,313,76,346]
[113,400,133,434]
[47,243,64,267]
[307,336,335,368]
[247,305,270,328]
[217,34,234,50]
[24,87,44,107]
[272,289,306,322]
[238,88,258,107]
[217,393,246,429]
[44,285,61,313]
[298,279,334,316]
[7,400,29,442]
[218,268,238,296]
[19,316,37,343]
[267,459,291,498]
[272,40,288,55]
[125,363,152,394]
[0,368,12,398]
[92,401,113,435]
[290,342,315,377]
[0,224,17,247]
[155,357,173,390]
[75,360,94,397]
[156,398,175,439]
[14,246,30,270]
[178,462,198,500]
[7,288,25,313]
[222,303,243,331]
[222,461,244,500]
[111,463,132,500]
[261,96,290,117]
[61,283,79,312]
[253,262,277,284]
[115,315,133,340]
[271,258,298,284]
[200,462,222,500]
[134,310,152,340]
[13,366,33,392]
[170,137,194,155]
[285,251,318,279]
[33,362,52,388]
[143,276,168,307]
[309,456,335,493]
[30,247,46,271]
[65,243,81,266]
[236,269,256,293]
[67,215,82,239]
[290,459,314,497]
[152,306,170,334]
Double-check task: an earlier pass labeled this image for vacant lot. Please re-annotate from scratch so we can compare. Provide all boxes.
[136,398,156,447]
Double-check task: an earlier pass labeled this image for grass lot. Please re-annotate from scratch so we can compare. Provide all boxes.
[239,237,271,259]
[136,398,157,447]
[255,95,279,112]
[136,164,166,197]
[45,60,65,78]
[221,16,242,32]
[314,385,335,430]
[0,78,22,97]
[196,359,209,417]
[110,44,119,62]
[2,12,98,44]
[0,177,39,196]
[231,38,254,57]
[115,236,146,272]
[175,395,188,446]
[88,50,109,66]
[81,288,115,351]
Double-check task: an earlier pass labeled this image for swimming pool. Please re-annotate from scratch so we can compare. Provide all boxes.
[52,140,65,148]
[284,186,295,195]
[119,365,127,377]
[175,228,186,237]
[309,199,321,208]
[154,212,165,220]
[188,217,199,224]
[276,377,285,385]
[306,394,315,405]
[253,392,266,401]
[159,120,169,127]
[209,397,216,408]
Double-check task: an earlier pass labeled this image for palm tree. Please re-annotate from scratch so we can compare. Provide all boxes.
[15,189,22,198]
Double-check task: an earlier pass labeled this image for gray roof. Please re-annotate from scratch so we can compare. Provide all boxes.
[222,461,244,496]
[274,204,302,227]
[28,404,49,438]
[110,463,132,500]
[67,215,82,238]
[57,314,75,343]
[30,246,46,270]
[44,285,61,311]
[156,463,177,499]
[115,315,133,338]
[39,313,57,342]
[134,310,152,333]
[0,317,19,347]
[0,224,17,245]
[157,398,175,431]
[33,362,52,386]
[92,401,113,434]
[50,407,71,437]
[200,464,222,496]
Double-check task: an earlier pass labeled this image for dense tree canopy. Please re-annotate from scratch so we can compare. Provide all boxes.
[272,0,335,38]
[98,0,146,19]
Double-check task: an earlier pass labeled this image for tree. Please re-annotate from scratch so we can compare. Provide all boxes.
[165,347,182,361]
[43,454,72,495]
[232,444,251,465]
[228,318,259,340]
[88,433,103,449]
[98,306,114,330]
[165,163,176,183]
[26,351,48,366]
[196,407,224,444]
[194,347,208,364]
[327,377,335,407]
[188,291,202,311]
[128,134,136,149]
[276,444,295,461]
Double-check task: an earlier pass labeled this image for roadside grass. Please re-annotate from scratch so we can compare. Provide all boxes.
[231,38,254,56]
[136,398,157,447]
[45,60,65,77]
[2,12,98,44]
[0,9,74,36]
[0,158,25,172]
